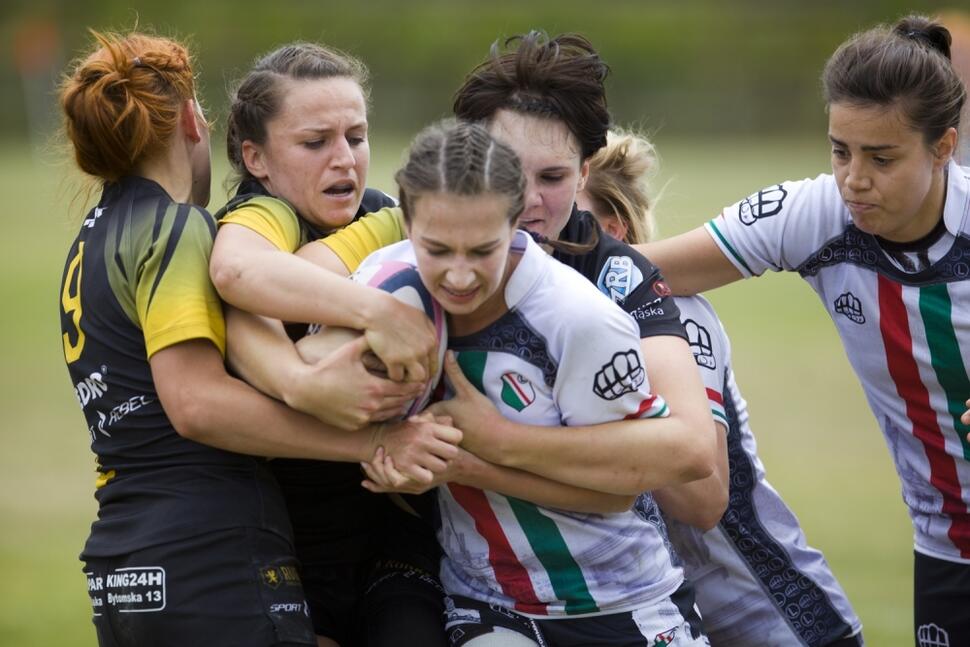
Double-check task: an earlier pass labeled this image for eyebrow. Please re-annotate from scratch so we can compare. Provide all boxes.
[297,121,368,134]
[419,236,503,251]
[828,135,899,152]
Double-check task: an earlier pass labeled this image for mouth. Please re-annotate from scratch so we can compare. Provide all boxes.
[440,285,480,303]
[322,180,356,199]
[844,199,876,215]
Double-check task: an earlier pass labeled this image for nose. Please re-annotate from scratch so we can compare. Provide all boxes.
[844,158,871,193]
[523,178,543,211]
[445,262,475,291]
[329,137,355,169]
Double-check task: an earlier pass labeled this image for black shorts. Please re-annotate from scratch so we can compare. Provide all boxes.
[83,527,316,647]
[444,585,708,647]
[914,550,970,647]
[289,485,446,646]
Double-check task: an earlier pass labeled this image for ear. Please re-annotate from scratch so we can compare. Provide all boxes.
[180,99,203,144]
[932,127,957,169]
[599,214,628,242]
[241,140,269,180]
[577,159,590,192]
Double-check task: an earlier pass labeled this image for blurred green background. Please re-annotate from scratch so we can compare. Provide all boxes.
[4,1,970,645]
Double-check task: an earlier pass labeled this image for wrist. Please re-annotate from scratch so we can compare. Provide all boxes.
[483,417,522,468]
[355,289,394,331]
[278,359,313,409]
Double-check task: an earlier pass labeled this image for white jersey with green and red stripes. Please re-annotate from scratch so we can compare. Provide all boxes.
[706,161,970,564]
[357,231,682,619]
[661,295,861,646]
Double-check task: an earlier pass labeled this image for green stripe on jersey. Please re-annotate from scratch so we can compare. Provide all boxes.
[456,348,598,614]
[919,284,970,460]
[506,498,599,615]
[456,351,487,393]
[707,220,755,276]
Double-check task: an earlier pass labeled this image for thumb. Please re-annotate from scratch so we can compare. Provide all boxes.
[444,351,473,394]
[338,333,371,361]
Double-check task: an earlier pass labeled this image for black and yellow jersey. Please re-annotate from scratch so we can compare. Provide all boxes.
[215,178,397,253]
[214,179,398,549]
[59,176,290,559]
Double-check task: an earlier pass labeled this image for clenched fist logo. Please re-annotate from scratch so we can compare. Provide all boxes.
[593,350,645,400]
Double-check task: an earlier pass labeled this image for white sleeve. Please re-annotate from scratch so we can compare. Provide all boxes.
[704,174,848,277]
[674,296,730,429]
[554,295,668,427]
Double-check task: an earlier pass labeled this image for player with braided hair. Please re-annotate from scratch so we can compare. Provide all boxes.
[360,118,710,647]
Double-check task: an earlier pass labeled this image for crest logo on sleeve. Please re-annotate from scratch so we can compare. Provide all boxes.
[593,350,645,400]
[499,372,536,412]
[684,319,715,369]
[597,256,644,304]
[738,185,787,225]
[834,292,865,324]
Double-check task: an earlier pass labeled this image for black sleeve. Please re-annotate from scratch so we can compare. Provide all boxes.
[555,210,686,340]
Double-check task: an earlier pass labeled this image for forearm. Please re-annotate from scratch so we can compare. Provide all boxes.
[456,451,635,514]
[225,306,302,402]
[472,337,718,495]
[192,374,374,461]
[652,422,729,530]
[477,418,710,495]
[213,246,378,328]
[634,227,742,296]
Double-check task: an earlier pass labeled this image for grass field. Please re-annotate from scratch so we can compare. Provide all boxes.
[0,134,913,645]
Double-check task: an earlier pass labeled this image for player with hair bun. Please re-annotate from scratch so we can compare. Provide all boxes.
[57,30,460,647]
[638,15,970,642]
[578,128,864,647]
[57,30,408,647]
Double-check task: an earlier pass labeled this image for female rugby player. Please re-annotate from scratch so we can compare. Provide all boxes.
[57,30,448,647]
[361,118,710,647]
[208,43,460,647]
[636,15,970,643]
[577,129,863,646]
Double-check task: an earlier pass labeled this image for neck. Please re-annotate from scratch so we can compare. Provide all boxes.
[134,144,194,204]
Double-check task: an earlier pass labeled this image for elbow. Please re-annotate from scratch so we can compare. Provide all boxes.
[677,441,717,483]
[693,488,728,531]
[167,387,215,442]
[209,253,248,304]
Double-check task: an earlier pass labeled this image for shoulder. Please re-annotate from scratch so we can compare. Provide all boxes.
[221,195,296,224]
[533,247,637,335]
[358,188,397,215]
[720,173,845,231]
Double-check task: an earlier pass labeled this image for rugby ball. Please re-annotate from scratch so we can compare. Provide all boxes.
[352,261,447,417]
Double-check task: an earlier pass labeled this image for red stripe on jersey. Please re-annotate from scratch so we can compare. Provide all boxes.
[878,276,970,556]
[447,483,548,614]
[706,388,724,405]
[624,395,659,420]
